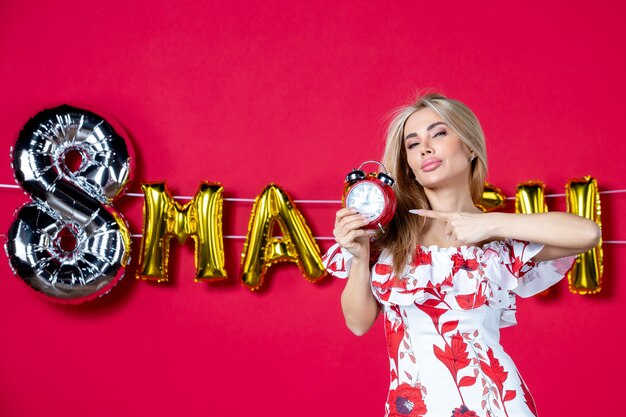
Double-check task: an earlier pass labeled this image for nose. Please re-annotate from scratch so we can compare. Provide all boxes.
[420,139,434,156]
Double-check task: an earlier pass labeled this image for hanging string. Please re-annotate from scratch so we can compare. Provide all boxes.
[0,233,622,243]
[2,182,626,202]
[0,184,341,204]
[1,182,624,242]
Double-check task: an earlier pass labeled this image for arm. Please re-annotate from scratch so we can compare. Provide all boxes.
[333,208,381,336]
[489,212,601,262]
[340,257,381,336]
[414,209,601,262]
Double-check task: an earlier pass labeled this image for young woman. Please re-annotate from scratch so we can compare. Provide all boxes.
[322,93,600,417]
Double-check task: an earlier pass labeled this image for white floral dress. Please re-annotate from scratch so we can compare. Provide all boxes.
[322,239,575,417]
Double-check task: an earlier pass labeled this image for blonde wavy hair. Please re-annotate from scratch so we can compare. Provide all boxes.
[375,93,488,273]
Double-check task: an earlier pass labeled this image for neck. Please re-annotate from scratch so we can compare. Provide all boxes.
[423,183,480,213]
[419,184,483,247]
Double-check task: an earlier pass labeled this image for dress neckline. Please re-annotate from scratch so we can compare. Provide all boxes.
[416,240,505,253]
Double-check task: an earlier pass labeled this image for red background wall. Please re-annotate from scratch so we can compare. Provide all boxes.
[1,1,624,416]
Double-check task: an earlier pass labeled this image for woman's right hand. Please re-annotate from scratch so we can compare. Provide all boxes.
[333,207,376,260]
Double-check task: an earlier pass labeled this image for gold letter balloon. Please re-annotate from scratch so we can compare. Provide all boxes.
[566,176,603,294]
[515,180,550,295]
[240,184,326,290]
[515,181,548,214]
[477,182,507,212]
[137,182,227,282]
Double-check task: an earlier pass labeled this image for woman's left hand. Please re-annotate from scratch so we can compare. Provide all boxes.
[410,209,497,245]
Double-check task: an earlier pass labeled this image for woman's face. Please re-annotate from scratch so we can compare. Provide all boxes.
[403,108,473,189]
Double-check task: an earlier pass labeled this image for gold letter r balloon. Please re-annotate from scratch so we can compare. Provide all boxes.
[240,184,326,290]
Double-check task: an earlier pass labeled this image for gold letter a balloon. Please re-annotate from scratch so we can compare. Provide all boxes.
[240,184,326,290]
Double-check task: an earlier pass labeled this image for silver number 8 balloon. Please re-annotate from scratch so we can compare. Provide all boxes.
[5,105,133,303]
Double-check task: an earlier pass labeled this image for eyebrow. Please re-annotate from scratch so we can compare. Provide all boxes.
[404,122,448,141]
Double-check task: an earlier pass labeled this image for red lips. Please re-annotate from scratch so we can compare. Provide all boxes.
[421,158,442,170]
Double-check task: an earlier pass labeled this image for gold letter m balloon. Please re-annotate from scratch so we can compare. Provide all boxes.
[240,184,326,290]
[137,182,227,282]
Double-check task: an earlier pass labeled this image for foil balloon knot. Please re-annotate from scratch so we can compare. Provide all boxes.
[54,144,90,180]
[49,223,83,260]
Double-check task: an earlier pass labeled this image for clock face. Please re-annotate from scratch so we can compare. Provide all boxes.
[346,182,386,221]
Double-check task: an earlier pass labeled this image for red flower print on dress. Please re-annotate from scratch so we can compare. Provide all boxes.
[376,262,393,276]
[372,275,408,291]
[322,245,345,274]
[451,253,479,276]
[451,405,479,417]
[385,305,406,378]
[388,383,427,416]
[479,348,507,396]
[410,246,432,267]
[433,331,471,381]
[503,240,527,277]
[373,263,410,291]
[479,348,517,416]
[416,304,447,330]
[376,287,392,302]
[455,286,487,310]
[440,273,454,289]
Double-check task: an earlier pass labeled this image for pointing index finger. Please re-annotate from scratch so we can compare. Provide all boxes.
[408,209,450,219]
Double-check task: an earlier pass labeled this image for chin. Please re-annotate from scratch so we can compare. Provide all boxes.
[418,169,470,189]
[419,177,464,191]
[416,175,445,188]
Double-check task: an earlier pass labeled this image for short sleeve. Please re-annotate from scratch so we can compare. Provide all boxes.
[321,242,354,279]
[498,238,576,297]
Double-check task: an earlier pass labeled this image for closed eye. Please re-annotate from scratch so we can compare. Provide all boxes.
[407,142,420,149]
[433,130,446,138]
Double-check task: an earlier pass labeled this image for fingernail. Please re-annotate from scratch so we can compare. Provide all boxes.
[349,208,358,213]
[409,209,424,215]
